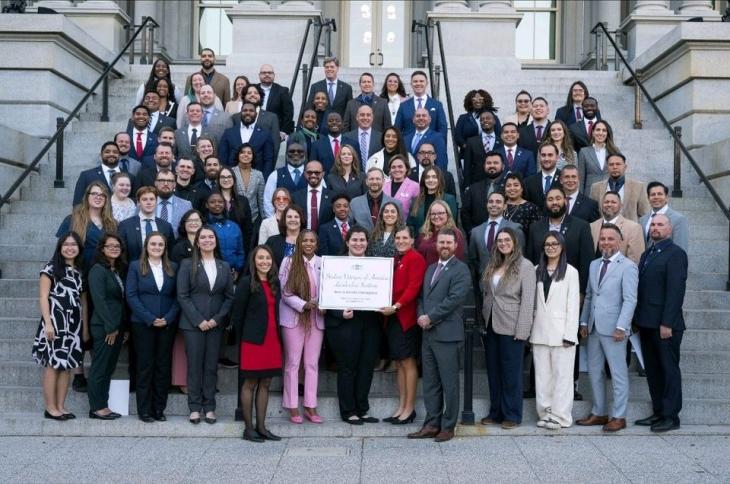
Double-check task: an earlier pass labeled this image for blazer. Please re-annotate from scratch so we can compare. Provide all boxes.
[634,239,687,331]
[403,129,448,172]
[638,206,689,253]
[118,156,142,177]
[292,186,334,229]
[317,217,350,256]
[395,96,449,143]
[468,219,524,278]
[590,215,645,264]
[307,78,354,117]
[344,128,383,163]
[454,111,502,156]
[481,257,536,340]
[568,118,600,153]
[232,167,266,223]
[460,173,510,235]
[72,166,113,206]
[589,178,651,223]
[125,260,179,326]
[184,70,231,105]
[174,126,220,161]
[325,172,366,200]
[260,82,295,134]
[580,253,638,336]
[407,193,458,234]
[343,96,391,133]
[88,263,126,334]
[462,133,503,187]
[278,255,325,330]
[218,123,275,178]
[523,169,562,210]
[577,146,609,193]
[176,257,235,330]
[310,134,359,174]
[118,216,175,262]
[567,191,600,223]
[350,193,402,231]
[384,177,420,215]
[230,275,282,345]
[517,121,551,157]
[366,149,416,175]
[126,127,158,167]
[265,234,291,268]
[253,110,282,160]
[530,264,580,346]
[417,257,472,342]
[555,105,601,126]
[408,166,457,197]
[161,195,193,236]
[495,144,536,180]
[392,249,427,332]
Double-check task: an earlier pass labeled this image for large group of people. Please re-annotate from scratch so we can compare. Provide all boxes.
[32,49,691,442]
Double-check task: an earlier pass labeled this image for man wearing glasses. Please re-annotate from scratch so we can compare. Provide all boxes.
[153,169,192,236]
[408,142,457,197]
[292,160,333,232]
[263,142,309,217]
[257,64,294,139]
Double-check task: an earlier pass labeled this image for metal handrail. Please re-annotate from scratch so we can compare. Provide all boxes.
[0,16,158,211]
[293,15,326,115]
[591,22,730,291]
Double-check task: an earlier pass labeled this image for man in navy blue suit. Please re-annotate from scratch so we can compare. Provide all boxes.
[494,122,536,181]
[394,71,448,142]
[73,141,130,206]
[291,160,333,232]
[218,102,275,177]
[310,112,357,173]
[127,105,158,168]
[318,192,353,256]
[118,186,175,262]
[306,56,353,118]
[403,108,448,172]
[463,111,503,187]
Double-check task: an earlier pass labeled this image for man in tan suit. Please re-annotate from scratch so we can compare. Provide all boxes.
[589,153,649,223]
[184,48,231,105]
[589,191,645,264]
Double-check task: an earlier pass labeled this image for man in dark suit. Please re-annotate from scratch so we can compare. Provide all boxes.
[524,142,562,210]
[306,56,353,117]
[568,97,600,152]
[291,161,333,232]
[462,111,502,187]
[634,214,688,432]
[560,164,600,222]
[494,122,535,180]
[127,105,158,168]
[408,143,456,197]
[243,84,281,158]
[408,228,471,443]
[318,193,353,256]
[73,141,130,206]
[403,108,448,172]
[461,151,511,236]
[118,186,175,262]
[135,143,175,191]
[395,70,448,142]
[344,104,382,171]
[257,64,294,136]
[343,72,391,133]
[517,97,551,157]
[126,90,176,135]
[310,112,358,173]
[218,102,275,177]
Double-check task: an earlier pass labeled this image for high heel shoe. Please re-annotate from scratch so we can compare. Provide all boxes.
[304,412,323,424]
[392,411,416,425]
[44,410,67,421]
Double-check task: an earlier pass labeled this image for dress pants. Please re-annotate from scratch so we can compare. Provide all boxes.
[421,331,461,431]
[532,344,576,427]
[87,325,123,412]
[171,330,187,387]
[282,324,324,409]
[326,314,380,419]
[483,324,525,423]
[639,328,683,422]
[131,323,176,417]
[587,328,629,418]
[183,326,222,413]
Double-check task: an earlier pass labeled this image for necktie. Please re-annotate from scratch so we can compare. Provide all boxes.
[144,218,153,240]
[191,128,198,147]
[483,134,493,152]
[567,196,573,214]
[587,120,594,139]
[160,200,169,223]
[417,97,423,110]
[340,221,348,240]
[486,221,497,252]
[506,149,514,169]
[136,132,143,159]
[575,107,582,121]
[328,82,335,104]
[360,131,369,170]
[106,169,117,187]
[411,132,423,153]
[332,137,340,158]
[543,175,552,194]
[598,258,610,285]
[292,168,301,185]
[370,196,380,227]
[535,125,543,140]
[119,158,128,172]
[310,189,319,232]
[430,262,444,287]
[203,110,210,127]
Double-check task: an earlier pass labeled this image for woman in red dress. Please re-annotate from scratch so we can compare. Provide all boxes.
[231,245,283,442]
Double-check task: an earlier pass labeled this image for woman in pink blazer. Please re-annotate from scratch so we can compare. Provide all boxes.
[383,155,420,215]
[278,230,325,424]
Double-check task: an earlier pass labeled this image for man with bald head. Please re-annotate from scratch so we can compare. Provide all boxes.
[634,214,688,433]
[257,64,294,137]
[404,108,448,172]
[344,104,382,171]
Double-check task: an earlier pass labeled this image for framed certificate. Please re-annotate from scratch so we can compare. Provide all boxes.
[318,256,394,311]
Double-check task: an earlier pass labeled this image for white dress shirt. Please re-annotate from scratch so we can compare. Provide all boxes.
[565,190,579,214]
[593,144,607,170]
[202,259,217,291]
[149,111,160,132]
[138,214,158,241]
[261,85,272,110]
[644,204,668,235]
[187,124,203,144]
[150,261,164,291]
[305,185,324,230]
[239,122,255,144]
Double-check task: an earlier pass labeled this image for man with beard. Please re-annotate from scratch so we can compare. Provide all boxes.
[589,191,645,264]
[463,111,503,187]
[524,142,563,210]
[243,84,281,159]
[154,168,192,235]
[569,97,601,152]
[126,90,176,135]
[194,156,222,203]
[589,153,650,223]
[174,158,205,209]
[461,151,510,235]
[350,167,402,231]
[218,102,275,176]
[127,105,157,167]
[343,72,391,133]
[408,142,456,197]
[73,141,132,205]
[257,64,294,138]
[560,164,599,223]
[184,48,231,105]
[135,143,175,190]
[495,122,535,180]
[263,142,309,217]
[113,132,142,176]
[310,112,358,173]
[403,108,448,172]
[198,85,230,144]
[291,160,333,231]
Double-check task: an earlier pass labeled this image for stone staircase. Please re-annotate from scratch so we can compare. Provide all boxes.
[0,64,728,437]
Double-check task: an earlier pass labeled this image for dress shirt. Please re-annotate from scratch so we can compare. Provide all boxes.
[573,104,583,121]
[583,117,596,135]
[240,122,255,144]
[604,178,625,201]
[306,185,324,230]
[329,135,342,154]
[327,79,338,100]
[103,166,119,187]
[482,131,496,152]
[593,145,607,170]
[387,95,401,124]
[603,216,619,225]
[138,214,158,239]
[548,215,565,233]
[565,190,579,214]
[156,197,173,223]
[202,259,217,291]
[534,121,549,138]
[133,128,148,149]
[149,111,160,132]
[188,124,203,144]
[413,95,427,110]
[150,261,164,291]
[485,216,503,246]
[263,164,304,217]
[644,204,668,235]
[261,85,271,110]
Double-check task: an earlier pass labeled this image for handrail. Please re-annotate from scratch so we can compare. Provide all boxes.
[592,22,730,291]
[293,15,326,115]
[433,20,461,182]
[0,16,158,211]
[289,18,314,97]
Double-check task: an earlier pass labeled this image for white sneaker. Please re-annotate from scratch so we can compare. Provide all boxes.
[544,419,561,430]
[536,419,548,428]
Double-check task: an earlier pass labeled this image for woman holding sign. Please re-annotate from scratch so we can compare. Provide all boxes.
[325,226,381,425]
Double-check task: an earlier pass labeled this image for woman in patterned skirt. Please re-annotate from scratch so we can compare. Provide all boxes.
[32,231,88,420]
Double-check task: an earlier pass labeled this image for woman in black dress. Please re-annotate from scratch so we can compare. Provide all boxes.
[33,231,88,420]
[503,173,540,239]
[231,245,283,442]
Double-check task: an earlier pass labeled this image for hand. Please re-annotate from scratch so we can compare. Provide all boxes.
[208,319,218,329]
[153,318,167,327]
[105,330,118,346]
[579,326,588,339]
[279,131,287,141]
[198,321,210,332]
[343,309,354,319]
[319,308,327,315]
[417,315,431,329]
[303,300,316,311]
[562,340,574,348]
[379,306,395,316]
[659,324,672,339]
[613,328,626,342]
[123,332,129,344]
[44,323,56,341]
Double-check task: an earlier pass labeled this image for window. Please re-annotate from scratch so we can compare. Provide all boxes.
[515,0,558,61]
[197,0,236,56]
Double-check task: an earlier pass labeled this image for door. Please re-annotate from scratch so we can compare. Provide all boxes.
[345,1,408,68]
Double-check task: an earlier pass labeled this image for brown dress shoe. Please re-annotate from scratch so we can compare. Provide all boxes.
[575,414,609,426]
[480,417,499,425]
[501,421,519,430]
[434,430,454,442]
[407,426,440,439]
[602,418,627,432]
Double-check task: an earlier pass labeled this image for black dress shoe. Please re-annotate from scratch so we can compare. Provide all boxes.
[392,411,416,425]
[359,415,380,423]
[383,416,399,423]
[108,412,122,419]
[343,416,363,425]
[257,428,282,441]
[573,391,583,401]
[154,414,167,422]
[89,411,116,420]
[635,415,662,426]
[62,412,76,420]
[243,429,264,443]
[218,357,238,369]
[651,418,680,433]
[44,411,67,421]
[139,415,155,423]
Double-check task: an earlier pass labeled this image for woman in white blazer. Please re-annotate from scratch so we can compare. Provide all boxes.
[530,231,580,430]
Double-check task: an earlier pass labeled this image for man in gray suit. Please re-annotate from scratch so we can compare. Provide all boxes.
[638,181,689,252]
[349,168,401,231]
[153,169,192,236]
[577,223,638,432]
[408,228,471,442]
[344,105,383,171]
[199,85,231,143]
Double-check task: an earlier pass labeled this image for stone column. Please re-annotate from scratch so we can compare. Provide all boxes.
[433,1,470,12]
[596,0,621,31]
[280,0,316,8]
[677,0,721,17]
[619,0,677,60]
[631,0,672,14]
[478,1,514,13]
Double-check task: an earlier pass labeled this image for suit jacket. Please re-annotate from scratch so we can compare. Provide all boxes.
[125,260,179,326]
[88,263,127,334]
[278,256,325,330]
[344,128,383,163]
[126,128,158,167]
[134,166,163,193]
[590,215,645,264]
[218,123,275,177]
[638,207,689,253]
[408,166,456,197]
[350,193,401,231]
[160,195,193,236]
[307,78,353,117]
[530,264,580,346]
[176,257,235,330]
[230,275,282,344]
[292,186,334,230]
[72,166,113,206]
[518,121,551,157]
[460,173,510,235]
[417,257,472,342]
[185,70,231,105]
[468,219,524,278]
[384,177,420,215]
[264,234,290,268]
[523,169,562,210]
[395,96,448,143]
[260,82,294,134]
[555,105,601,127]
[589,178,650,223]
[454,112,502,155]
[310,134,359,173]
[254,110,282,159]
[577,146,609,193]
[481,257,536,340]
[567,191,600,223]
[126,113,176,137]
[326,172,366,200]
[317,217,351,256]
[403,129,448,172]
[462,134,503,186]
[495,144,536,180]
[634,240,687,330]
[568,118,600,153]
[580,253,638,336]
[118,156,142,177]
[343,96,391,133]
[117,216,175,262]
[386,249,425,333]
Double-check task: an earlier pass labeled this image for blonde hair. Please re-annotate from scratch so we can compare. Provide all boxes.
[71,181,117,243]
[331,144,361,177]
[420,199,457,239]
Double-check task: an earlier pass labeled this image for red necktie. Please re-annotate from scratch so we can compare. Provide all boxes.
[333,138,340,159]
[535,125,543,140]
[370,196,379,226]
[587,120,594,139]
[310,189,319,232]
[506,149,514,169]
[135,132,144,159]
[486,221,497,252]
[340,221,348,240]
[575,107,582,121]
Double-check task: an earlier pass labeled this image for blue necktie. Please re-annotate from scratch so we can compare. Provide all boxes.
[543,175,552,194]
[292,168,301,185]
[411,132,423,153]
[360,131,369,170]
[160,201,169,223]
[119,159,128,172]
[144,218,153,240]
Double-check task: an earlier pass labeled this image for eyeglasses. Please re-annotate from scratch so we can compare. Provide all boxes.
[156,179,175,184]
[274,196,290,202]
[544,242,561,248]
[418,151,436,156]
[430,212,447,217]
[219,175,234,180]
[186,219,202,225]
[89,192,107,198]
[104,244,122,250]
[306,170,323,175]
[288,149,304,154]
[259,71,274,75]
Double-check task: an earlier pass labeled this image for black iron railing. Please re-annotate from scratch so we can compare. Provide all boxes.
[291,15,336,115]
